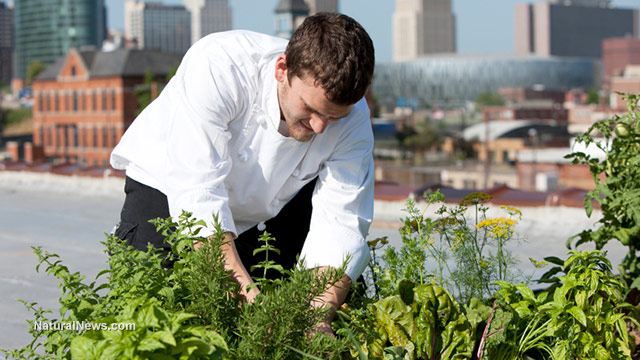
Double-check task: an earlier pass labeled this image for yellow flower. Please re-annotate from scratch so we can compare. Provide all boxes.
[500,205,522,219]
[460,192,493,207]
[529,257,548,268]
[476,217,517,239]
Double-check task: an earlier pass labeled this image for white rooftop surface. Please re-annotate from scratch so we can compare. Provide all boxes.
[463,120,535,142]
[517,137,608,163]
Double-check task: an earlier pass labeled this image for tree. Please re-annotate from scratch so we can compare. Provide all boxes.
[587,89,599,105]
[475,92,505,109]
[26,61,47,86]
[134,62,180,116]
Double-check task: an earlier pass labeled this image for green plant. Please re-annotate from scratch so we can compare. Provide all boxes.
[566,92,640,290]
[487,250,638,360]
[376,191,522,304]
[69,295,229,359]
[338,281,475,360]
[1,108,32,126]
[1,212,345,360]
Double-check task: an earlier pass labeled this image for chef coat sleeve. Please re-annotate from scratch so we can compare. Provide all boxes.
[299,105,374,281]
[161,46,249,238]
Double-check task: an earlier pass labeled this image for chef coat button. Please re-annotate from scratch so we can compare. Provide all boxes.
[271,199,280,207]
[257,222,266,231]
[238,151,248,162]
[292,169,300,177]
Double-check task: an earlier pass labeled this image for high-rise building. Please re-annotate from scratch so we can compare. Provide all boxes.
[184,0,232,45]
[13,0,106,83]
[392,0,456,62]
[0,2,12,87]
[124,0,191,54]
[515,0,638,58]
[305,0,338,14]
[274,0,309,39]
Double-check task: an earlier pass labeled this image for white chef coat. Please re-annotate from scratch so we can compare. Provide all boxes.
[110,30,374,280]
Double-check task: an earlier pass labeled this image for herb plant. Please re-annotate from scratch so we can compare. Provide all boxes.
[1,212,345,360]
[566,93,640,290]
[375,191,522,304]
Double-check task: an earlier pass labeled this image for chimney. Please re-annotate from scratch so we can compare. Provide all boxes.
[6,141,19,161]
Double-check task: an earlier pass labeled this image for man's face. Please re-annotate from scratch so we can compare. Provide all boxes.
[275,55,353,142]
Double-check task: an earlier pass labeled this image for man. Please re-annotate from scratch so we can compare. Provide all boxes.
[110,13,375,334]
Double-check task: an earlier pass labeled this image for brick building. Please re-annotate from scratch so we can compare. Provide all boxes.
[32,48,182,166]
[482,105,568,125]
[602,37,640,88]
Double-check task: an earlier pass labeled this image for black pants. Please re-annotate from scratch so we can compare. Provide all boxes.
[115,176,316,279]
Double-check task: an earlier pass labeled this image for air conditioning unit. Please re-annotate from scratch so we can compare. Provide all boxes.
[535,172,559,192]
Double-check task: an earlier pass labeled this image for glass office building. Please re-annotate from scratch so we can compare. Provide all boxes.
[0,2,12,86]
[13,0,106,81]
[372,55,601,108]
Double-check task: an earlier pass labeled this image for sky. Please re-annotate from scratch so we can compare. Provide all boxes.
[53,0,640,62]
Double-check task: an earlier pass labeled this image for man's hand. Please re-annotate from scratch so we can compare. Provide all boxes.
[310,320,334,337]
[194,233,260,304]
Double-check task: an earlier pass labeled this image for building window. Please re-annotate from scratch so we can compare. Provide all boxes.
[73,91,78,112]
[112,127,117,147]
[93,127,98,148]
[64,125,69,148]
[92,91,97,111]
[39,126,44,146]
[38,94,43,112]
[73,126,78,147]
[47,127,52,147]
[102,90,107,111]
[80,92,85,111]
[55,93,59,112]
[56,125,61,147]
[111,89,116,110]
[103,127,108,148]
[71,66,76,77]
[46,93,50,112]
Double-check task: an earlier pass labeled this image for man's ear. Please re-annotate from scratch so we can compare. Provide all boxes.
[275,54,287,82]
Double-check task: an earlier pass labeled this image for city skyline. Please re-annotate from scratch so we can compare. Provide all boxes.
[0,0,638,62]
[106,0,640,62]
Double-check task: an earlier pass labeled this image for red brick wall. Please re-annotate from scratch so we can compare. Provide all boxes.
[32,64,142,166]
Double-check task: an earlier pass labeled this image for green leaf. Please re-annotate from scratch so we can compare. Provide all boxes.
[70,336,97,360]
[567,306,587,327]
[152,329,177,346]
[575,291,587,309]
[396,279,415,305]
[515,284,535,302]
[543,256,565,266]
[594,344,610,360]
[137,337,166,352]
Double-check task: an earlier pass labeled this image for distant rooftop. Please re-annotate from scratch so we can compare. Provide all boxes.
[36,48,183,81]
[275,0,309,12]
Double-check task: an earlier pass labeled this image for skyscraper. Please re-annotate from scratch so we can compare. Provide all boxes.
[0,2,12,87]
[515,0,638,58]
[13,0,106,83]
[124,0,191,54]
[305,0,338,14]
[184,0,232,45]
[274,0,309,39]
[392,0,456,62]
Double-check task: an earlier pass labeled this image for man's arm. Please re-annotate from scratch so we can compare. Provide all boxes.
[310,267,352,336]
[195,232,260,303]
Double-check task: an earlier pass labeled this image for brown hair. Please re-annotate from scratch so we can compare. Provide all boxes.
[285,13,375,106]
